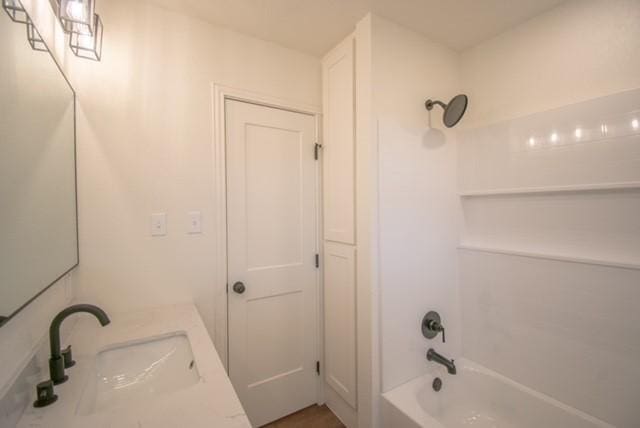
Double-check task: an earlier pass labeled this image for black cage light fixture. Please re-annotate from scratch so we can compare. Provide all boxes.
[26,18,48,52]
[69,13,102,61]
[2,0,28,23]
[58,0,95,35]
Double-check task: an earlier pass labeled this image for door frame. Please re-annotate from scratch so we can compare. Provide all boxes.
[211,84,324,403]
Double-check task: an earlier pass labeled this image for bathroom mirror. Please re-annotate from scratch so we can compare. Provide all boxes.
[0,12,78,327]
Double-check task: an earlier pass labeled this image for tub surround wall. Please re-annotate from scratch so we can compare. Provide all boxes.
[372,16,462,393]
[459,250,640,427]
[457,90,640,427]
[458,1,640,426]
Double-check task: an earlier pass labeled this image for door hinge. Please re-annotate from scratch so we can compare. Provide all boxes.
[314,143,323,160]
[315,253,320,268]
[316,360,320,375]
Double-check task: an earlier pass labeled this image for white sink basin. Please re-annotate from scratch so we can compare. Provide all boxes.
[78,332,200,415]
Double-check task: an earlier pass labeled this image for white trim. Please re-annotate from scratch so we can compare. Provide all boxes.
[315,113,326,406]
[210,85,322,395]
[458,244,640,271]
[459,181,640,197]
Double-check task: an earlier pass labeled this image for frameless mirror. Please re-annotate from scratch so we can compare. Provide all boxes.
[0,11,78,327]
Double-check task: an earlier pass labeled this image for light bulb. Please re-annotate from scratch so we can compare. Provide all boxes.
[574,128,582,139]
[601,124,608,135]
[528,137,536,147]
[66,0,86,21]
[550,132,558,143]
[77,33,94,49]
[632,119,639,130]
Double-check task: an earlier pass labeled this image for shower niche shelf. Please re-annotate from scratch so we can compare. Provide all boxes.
[458,244,640,271]
[459,181,640,197]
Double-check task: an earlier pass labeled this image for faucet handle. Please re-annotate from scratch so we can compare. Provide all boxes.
[33,380,58,408]
[428,320,445,343]
[422,311,446,343]
[62,346,76,368]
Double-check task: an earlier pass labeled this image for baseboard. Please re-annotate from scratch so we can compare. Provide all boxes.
[325,381,357,427]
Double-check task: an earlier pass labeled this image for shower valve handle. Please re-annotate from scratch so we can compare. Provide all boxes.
[422,311,446,343]
[427,320,446,343]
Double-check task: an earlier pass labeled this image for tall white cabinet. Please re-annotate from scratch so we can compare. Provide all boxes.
[322,35,358,413]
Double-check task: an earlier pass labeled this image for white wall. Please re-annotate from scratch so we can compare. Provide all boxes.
[461,0,640,126]
[372,15,462,392]
[69,0,321,344]
[458,1,640,427]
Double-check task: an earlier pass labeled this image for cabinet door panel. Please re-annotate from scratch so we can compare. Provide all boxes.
[322,37,355,244]
[323,241,357,408]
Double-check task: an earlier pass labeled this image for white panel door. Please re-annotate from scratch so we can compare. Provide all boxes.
[226,100,318,427]
[323,241,357,408]
[323,37,356,244]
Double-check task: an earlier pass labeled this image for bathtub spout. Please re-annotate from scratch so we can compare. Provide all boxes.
[427,348,457,375]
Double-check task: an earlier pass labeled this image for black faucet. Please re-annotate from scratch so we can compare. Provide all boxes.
[49,304,110,384]
[427,348,456,375]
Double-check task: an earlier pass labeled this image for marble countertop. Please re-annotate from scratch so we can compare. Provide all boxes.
[17,304,251,428]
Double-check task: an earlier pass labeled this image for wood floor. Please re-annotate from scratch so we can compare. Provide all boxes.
[261,405,345,428]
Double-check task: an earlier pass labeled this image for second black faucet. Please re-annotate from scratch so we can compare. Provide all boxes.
[49,304,110,385]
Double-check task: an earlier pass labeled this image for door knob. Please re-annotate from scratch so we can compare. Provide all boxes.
[232,281,246,294]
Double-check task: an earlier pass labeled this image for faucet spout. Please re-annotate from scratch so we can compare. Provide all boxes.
[427,348,456,375]
[49,304,110,384]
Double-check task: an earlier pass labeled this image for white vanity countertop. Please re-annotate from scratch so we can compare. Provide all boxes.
[17,304,251,428]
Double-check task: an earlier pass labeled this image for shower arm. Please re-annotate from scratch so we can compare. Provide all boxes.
[425,99,447,111]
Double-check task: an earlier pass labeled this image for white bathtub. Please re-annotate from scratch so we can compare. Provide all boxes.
[382,358,613,428]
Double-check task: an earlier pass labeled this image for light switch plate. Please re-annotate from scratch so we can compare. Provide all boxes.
[151,213,166,236]
[188,211,202,234]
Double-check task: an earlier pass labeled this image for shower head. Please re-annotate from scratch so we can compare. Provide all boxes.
[425,94,468,128]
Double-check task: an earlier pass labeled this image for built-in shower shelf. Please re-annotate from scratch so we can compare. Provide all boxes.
[458,244,640,271]
[458,181,640,197]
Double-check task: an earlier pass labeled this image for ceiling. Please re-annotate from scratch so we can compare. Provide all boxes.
[145,0,566,56]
